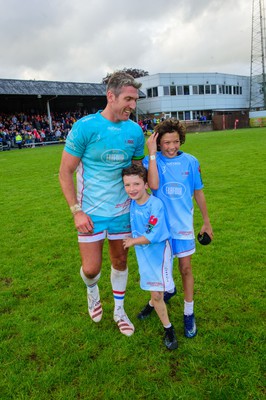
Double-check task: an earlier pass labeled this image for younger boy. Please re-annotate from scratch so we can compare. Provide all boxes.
[122,164,178,350]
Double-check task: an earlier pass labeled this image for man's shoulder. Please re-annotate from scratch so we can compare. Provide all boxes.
[76,112,100,125]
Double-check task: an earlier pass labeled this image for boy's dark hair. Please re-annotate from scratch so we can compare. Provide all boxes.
[107,71,142,97]
[154,118,186,150]
[122,164,148,184]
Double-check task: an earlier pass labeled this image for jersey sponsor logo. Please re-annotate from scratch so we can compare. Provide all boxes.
[107,126,121,132]
[101,149,129,164]
[115,198,131,209]
[178,231,193,236]
[146,282,164,287]
[161,182,186,199]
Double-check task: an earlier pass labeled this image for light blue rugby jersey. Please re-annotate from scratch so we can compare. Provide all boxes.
[143,151,204,240]
[64,111,144,217]
[130,195,172,290]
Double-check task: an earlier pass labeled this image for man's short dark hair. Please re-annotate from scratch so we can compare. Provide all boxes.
[107,71,142,96]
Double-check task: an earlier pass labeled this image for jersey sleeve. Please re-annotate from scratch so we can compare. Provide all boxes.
[143,198,170,244]
[192,157,204,190]
[64,120,88,158]
[142,155,149,169]
[132,125,145,160]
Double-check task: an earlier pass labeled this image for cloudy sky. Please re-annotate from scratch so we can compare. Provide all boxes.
[0,0,251,83]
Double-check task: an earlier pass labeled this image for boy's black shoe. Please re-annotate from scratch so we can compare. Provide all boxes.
[164,287,177,303]
[164,325,178,350]
[137,303,154,320]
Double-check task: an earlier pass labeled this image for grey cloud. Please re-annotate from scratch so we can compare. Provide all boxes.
[0,0,252,82]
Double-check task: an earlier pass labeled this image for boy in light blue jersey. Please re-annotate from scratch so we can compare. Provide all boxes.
[122,164,177,350]
[59,71,145,337]
[141,118,213,338]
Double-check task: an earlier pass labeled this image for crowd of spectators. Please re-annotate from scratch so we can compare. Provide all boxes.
[137,117,163,134]
[0,111,85,150]
[0,111,166,151]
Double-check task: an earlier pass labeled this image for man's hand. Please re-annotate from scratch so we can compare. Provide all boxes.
[74,211,94,233]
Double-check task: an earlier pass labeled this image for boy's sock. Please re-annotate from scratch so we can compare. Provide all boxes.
[111,266,128,317]
[163,323,172,329]
[184,300,194,316]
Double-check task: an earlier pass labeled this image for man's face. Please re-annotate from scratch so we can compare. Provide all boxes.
[107,86,139,122]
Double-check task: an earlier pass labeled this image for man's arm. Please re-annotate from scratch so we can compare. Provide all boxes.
[59,151,81,207]
[59,151,94,233]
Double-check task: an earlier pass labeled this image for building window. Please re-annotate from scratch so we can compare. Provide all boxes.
[163,86,170,95]
[171,111,177,118]
[199,85,204,95]
[239,87,242,95]
[219,85,225,94]
[211,85,216,94]
[170,85,177,95]
[177,86,183,95]
[205,85,210,94]
[184,85,190,95]
[152,87,158,97]
[193,86,198,95]
[147,87,158,98]
[178,111,184,120]
[184,111,190,120]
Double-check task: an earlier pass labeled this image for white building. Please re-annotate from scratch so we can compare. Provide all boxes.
[136,72,250,121]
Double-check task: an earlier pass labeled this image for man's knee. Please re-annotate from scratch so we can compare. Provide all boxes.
[81,264,101,279]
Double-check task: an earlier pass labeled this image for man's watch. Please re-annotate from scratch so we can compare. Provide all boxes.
[70,204,82,215]
[150,155,156,160]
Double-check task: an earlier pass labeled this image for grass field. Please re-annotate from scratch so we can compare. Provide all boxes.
[0,127,265,400]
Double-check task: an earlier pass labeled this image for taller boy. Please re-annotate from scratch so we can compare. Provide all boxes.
[59,71,145,336]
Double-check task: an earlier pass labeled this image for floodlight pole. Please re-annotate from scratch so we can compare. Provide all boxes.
[250,0,266,110]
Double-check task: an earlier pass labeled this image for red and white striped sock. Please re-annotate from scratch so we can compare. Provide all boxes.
[111,266,128,317]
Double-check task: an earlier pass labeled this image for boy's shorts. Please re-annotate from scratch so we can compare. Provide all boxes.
[172,239,195,258]
[78,213,131,243]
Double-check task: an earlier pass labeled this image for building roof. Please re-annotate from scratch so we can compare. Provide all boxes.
[0,78,107,97]
[0,78,146,98]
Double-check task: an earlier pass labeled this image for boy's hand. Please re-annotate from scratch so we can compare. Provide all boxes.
[123,237,134,249]
[199,223,213,240]
[146,132,158,155]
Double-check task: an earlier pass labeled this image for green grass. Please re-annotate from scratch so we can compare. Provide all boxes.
[0,128,265,400]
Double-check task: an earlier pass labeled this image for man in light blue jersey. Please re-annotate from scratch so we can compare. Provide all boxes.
[140,119,213,338]
[59,71,145,336]
[122,164,178,350]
